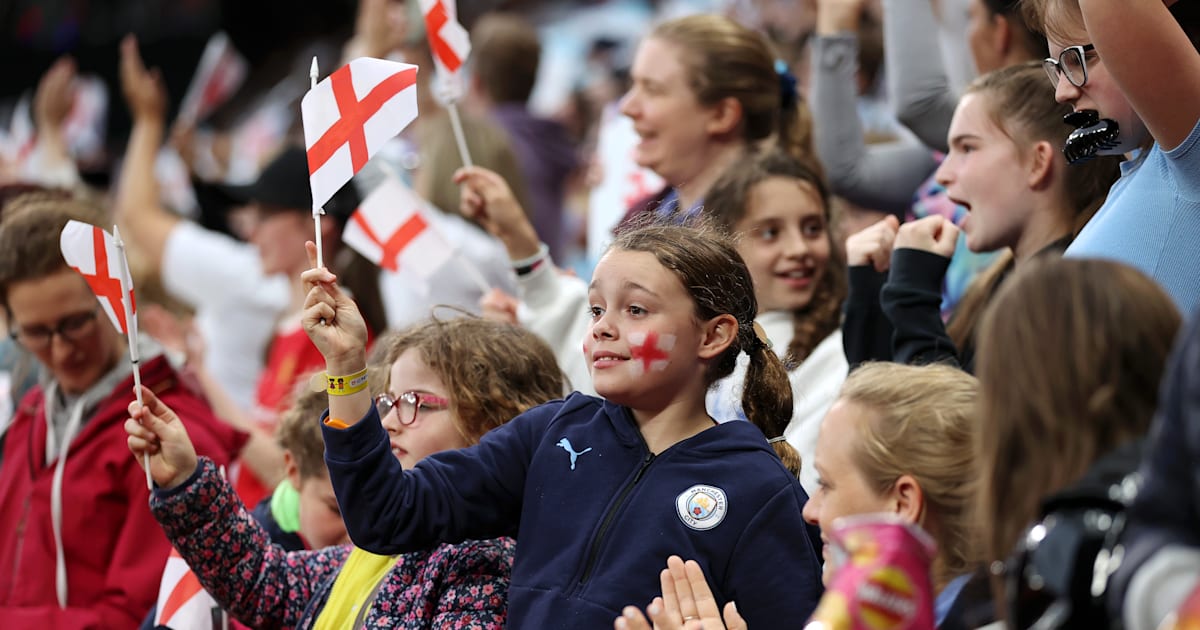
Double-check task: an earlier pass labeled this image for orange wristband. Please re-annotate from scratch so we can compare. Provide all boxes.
[324,417,351,430]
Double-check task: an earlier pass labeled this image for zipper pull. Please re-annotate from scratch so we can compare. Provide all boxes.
[633,452,655,484]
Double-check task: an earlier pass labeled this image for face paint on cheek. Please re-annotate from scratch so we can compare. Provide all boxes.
[627,330,676,375]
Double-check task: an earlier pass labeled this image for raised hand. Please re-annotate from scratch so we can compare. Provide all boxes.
[125,385,199,489]
[480,287,520,325]
[34,56,76,136]
[453,166,542,260]
[613,556,745,630]
[894,214,959,258]
[301,241,369,372]
[845,215,901,272]
[119,34,167,122]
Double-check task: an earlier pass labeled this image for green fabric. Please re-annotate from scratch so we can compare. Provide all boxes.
[270,480,301,533]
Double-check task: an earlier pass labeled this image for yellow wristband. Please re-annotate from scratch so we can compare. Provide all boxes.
[326,367,368,396]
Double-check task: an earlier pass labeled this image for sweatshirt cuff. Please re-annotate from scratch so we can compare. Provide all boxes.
[847,265,888,307]
[321,404,391,464]
[153,456,212,500]
[888,248,952,294]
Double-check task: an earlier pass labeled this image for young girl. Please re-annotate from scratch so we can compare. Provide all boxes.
[843,61,1119,371]
[302,225,823,627]
[1024,0,1200,313]
[703,149,847,493]
[618,361,980,630]
[125,318,566,628]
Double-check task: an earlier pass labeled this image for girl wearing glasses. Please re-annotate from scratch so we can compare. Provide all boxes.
[1024,0,1200,313]
[125,318,566,629]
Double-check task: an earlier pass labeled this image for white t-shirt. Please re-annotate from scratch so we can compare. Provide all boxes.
[161,221,290,410]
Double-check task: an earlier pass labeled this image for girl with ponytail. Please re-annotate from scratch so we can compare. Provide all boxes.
[288,222,823,628]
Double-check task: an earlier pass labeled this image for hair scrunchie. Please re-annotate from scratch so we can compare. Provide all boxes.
[775,59,798,111]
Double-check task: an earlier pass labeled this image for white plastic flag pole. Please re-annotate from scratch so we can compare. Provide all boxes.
[446,101,474,169]
[113,226,151,490]
[309,56,325,269]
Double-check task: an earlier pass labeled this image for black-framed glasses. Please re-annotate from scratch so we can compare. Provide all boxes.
[1043,44,1096,88]
[8,308,100,351]
[374,390,450,426]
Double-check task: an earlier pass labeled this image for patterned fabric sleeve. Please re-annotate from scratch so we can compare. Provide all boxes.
[150,457,351,630]
[426,539,515,629]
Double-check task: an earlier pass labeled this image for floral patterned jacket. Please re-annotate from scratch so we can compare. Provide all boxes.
[151,457,514,629]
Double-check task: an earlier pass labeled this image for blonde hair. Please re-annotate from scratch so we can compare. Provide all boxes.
[837,362,980,588]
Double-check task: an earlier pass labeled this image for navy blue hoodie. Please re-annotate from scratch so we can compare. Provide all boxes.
[323,392,823,628]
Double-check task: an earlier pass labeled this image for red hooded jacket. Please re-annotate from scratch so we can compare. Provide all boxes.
[0,355,245,629]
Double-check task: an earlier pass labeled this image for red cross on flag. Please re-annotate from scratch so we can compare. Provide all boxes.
[343,176,454,280]
[59,221,137,335]
[177,31,248,126]
[420,0,471,76]
[153,548,224,630]
[301,57,419,210]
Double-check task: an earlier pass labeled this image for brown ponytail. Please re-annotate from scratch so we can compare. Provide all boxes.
[742,332,802,478]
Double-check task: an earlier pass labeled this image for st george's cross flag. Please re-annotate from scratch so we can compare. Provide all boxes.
[419,0,471,77]
[342,175,454,279]
[59,221,136,336]
[177,31,248,126]
[152,548,227,630]
[301,58,419,210]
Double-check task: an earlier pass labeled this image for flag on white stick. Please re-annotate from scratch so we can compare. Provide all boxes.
[419,0,471,77]
[343,176,454,280]
[153,548,224,630]
[59,221,137,335]
[301,57,419,211]
[177,31,248,126]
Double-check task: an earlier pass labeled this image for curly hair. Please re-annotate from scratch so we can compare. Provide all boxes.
[702,148,846,366]
[376,317,565,444]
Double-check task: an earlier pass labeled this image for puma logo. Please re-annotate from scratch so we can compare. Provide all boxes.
[556,438,593,471]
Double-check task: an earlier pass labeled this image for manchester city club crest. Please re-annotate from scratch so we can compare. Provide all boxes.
[675,484,728,531]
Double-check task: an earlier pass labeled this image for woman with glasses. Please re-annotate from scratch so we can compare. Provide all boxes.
[0,196,244,626]
[124,317,566,629]
[1024,0,1200,313]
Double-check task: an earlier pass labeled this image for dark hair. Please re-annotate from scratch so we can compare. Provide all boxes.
[975,258,1180,568]
[610,223,801,476]
[703,149,846,365]
[650,14,818,171]
[0,195,109,312]
[981,0,1049,61]
[377,317,565,443]
[471,12,541,104]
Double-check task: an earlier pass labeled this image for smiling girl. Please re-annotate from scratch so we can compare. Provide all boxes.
[300,224,823,627]
[703,149,846,493]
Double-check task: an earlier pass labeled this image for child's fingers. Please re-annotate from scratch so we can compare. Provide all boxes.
[668,556,700,622]
[124,417,156,442]
[615,605,653,630]
[660,567,681,618]
[305,240,320,270]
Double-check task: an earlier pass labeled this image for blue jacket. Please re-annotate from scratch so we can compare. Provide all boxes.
[323,392,824,628]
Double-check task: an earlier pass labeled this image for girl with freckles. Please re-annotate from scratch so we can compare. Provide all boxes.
[298,224,823,628]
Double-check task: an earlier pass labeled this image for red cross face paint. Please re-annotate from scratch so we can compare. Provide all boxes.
[627,330,676,375]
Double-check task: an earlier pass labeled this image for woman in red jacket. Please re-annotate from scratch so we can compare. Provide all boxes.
[0,195,244,628]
